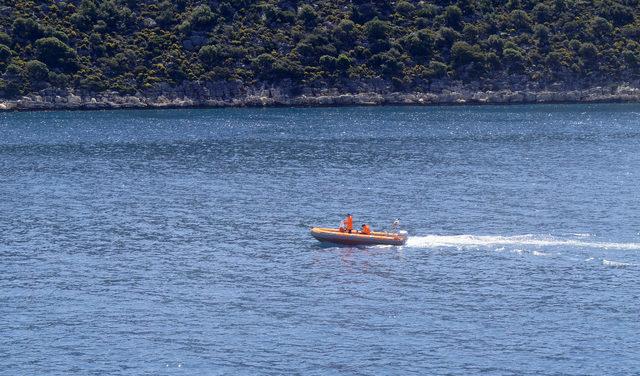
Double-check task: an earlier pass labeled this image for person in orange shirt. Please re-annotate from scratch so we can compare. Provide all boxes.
[361,223,371,235]
[344,213,353,233]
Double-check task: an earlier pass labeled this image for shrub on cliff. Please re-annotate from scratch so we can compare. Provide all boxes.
[2,63,24,96]
[96,0,133,32]
[509,10,531,31]
[319,55,336,72]
[178,5,216,33]
[365,18,390,42]
[532,3,552,23]
[70,0,98,31]
[369,50,404,77]
[12,18,44,41]
[334,20,358,50]
[450,41,484,67]
[35,37,78,71]
[402,29,435,61]
[436,27,460,49]
[155,1,177,27]
[395,1,416,17]
[0,32,11,46]
[428,61,448,78]
[578,43,599,68]
[534,25,551,46]
[25,60,49,81]
[602,3,635,26]
[336,54,353,72]
[199,45,226,67]
[443,6,463,30]
[0,44,12,64]
[298,5,318,28]
[503,48,526,73]
[295,34,337,65]
[253,53,303,81]
[622,50,639,68]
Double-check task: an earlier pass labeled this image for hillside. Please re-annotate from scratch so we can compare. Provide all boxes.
[1,0,640,109]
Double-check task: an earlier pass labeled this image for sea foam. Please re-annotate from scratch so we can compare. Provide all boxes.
[602,259,634,267]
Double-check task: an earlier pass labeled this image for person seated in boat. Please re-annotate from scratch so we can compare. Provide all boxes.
[338,219,347,232]
[361,223,371,235]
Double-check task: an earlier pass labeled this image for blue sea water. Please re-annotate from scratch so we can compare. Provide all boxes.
[1,104,640,375]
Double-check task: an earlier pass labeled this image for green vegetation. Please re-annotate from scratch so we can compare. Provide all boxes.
[0,0,639,98]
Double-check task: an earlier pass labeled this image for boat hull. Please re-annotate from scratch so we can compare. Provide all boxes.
[310,227,407,246]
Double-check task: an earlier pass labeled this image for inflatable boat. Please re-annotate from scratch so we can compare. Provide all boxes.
[310,227,408,246]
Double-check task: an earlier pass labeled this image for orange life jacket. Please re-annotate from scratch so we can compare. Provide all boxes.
[345,215,353,230]
[361,224,371,235]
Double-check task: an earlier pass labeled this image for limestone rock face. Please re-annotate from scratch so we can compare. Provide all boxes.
[1,81,639,111]
[68,94,82,105]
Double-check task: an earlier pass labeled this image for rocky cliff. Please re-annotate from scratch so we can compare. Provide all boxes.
[2,79,639,111]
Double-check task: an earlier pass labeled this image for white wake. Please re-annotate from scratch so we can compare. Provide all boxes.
[602,259,634,267]
[406,234,640,250]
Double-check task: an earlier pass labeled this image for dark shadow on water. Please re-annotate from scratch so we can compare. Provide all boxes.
[310,241,401,252]
[311,241,363,250]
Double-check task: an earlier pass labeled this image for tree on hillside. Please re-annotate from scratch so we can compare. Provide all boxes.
[0,44,12,64]
[12,18,44,41]
[35,37,78,71]
[25,60,49,81]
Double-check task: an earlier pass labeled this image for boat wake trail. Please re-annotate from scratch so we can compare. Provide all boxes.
[406,234,640,250]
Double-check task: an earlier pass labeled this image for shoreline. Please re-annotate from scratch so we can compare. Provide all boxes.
[1,98,639,114]
[1,85,639,112]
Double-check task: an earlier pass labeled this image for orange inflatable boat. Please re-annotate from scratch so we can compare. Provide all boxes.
[310,227,408,246]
